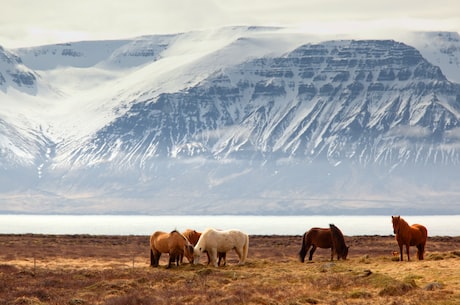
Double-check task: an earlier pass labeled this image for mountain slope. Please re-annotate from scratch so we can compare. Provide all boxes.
[0,45,39,94]
[64,40,460,166]
[1,28,460,215]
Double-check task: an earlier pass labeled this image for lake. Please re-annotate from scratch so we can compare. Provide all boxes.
[0,214,459,236]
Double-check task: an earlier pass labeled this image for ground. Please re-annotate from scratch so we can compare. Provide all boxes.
[0,234,459,304]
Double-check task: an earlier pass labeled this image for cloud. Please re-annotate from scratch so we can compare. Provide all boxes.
[445,127,460,139]
[1,0,459,48]
[387,125,431,138]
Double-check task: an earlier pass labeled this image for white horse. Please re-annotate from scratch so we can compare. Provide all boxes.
[193,228,249,267]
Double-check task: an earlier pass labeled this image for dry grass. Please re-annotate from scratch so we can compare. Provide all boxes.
[0,234,459,305]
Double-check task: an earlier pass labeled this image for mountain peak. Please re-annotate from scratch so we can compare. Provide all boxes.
[1,29,460,215]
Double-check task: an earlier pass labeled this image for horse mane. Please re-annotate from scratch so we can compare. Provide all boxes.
[170,229,192,245]
[329,224,347,253]
[397,216,409,228]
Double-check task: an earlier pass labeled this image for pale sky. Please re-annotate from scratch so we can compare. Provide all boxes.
[1,0,459,48]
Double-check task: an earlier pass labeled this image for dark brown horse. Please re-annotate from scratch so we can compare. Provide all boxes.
[183,229,227,266]
[299,224,349,262]
[150,230,194,268]
[391,216,428,261]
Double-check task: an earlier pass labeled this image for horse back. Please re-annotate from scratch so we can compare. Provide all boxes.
[200,228,247,252]
[307,228,332,248]
[151,231,173,253]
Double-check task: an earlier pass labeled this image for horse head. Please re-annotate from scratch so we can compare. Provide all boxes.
[183,229,201,246]
[184,243,195,264]
[392,216,401,234]
[193,245,203,265]
[339,246,350,260]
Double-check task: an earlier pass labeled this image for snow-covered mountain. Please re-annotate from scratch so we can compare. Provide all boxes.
[1,27,460,215]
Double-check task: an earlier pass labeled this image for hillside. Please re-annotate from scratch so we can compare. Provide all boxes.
[1,27,460,214]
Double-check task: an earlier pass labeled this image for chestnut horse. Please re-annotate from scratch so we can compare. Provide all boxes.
[150,230,194,268]
[391,216,428,261]
[183,229,227,266]
[299,224,349,262]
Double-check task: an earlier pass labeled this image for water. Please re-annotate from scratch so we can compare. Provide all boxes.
[0,214,458,236]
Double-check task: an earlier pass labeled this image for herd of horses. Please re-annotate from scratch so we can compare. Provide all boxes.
[150,228,249,268]
[149,216,428,268]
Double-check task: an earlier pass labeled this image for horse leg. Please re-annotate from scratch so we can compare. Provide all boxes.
[154,252,161,267]
[235,246,246,265]
[209,248,218,267]
[167,253,175,269]
[218,252,226,266]
[406,243,411,261]
[309,245,317,261]
[398,243,404,261]
[330,246,334,261]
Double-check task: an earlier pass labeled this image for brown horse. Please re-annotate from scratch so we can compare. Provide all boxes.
[299,224,349,262]
[183,229,227,266]
[391,216,428,261]
[150,230,194,268]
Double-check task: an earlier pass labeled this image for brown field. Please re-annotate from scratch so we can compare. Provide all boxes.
[1,234,460,305]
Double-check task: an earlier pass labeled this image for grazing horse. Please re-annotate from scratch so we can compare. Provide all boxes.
[183,229,227,266]
[391,216,428,261]
[182,229,202,245]
[150,230,194,268]
[299,225,349,262]
[193,228,249,267]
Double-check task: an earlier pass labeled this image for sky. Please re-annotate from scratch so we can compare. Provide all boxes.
[1,0,460,48]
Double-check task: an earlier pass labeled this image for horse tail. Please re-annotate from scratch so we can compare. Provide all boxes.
[421,225,428,241]
[242,233,249,262]
[150,248,155,266]
[149,233,155,266]
[299,231,308,262]
[418,224,428,260]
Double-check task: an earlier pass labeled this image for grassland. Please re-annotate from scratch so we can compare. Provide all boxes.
[0,234,459,305]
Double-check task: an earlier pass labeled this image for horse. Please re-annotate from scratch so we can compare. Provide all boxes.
[193,228,249,267]
[183,229,227,266]
[299,224,349,262]
[391,216,428,261]
[150,230,194,268]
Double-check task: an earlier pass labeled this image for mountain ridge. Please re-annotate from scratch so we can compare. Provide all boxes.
[1,27,460,215]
